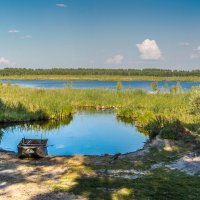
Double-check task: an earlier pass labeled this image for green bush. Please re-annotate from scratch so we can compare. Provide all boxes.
[151,81,158,92]
[160,126,179,140]
[116,81,123,93]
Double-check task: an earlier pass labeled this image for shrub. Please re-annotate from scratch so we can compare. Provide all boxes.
[151,81,158,92]
[116,81,123,93]
[160,126,179,140]
[145,116,168,139]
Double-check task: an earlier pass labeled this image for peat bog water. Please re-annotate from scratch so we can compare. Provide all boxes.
[0,111,148,156]
[1,79,200,90]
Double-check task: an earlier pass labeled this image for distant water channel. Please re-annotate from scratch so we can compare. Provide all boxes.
[0,111,148,156]
[1,79,200,91]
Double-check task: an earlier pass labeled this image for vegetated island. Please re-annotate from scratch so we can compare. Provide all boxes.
[0,71,200,199]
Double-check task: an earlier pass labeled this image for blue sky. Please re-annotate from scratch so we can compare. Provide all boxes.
[0,0,200,69]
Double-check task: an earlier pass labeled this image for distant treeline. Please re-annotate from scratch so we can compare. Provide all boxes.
[0,68,200,77]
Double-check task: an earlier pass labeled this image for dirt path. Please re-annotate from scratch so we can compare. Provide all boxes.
[0,176,78,200]
[0,151,84,200]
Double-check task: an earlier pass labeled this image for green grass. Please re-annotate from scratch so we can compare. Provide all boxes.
[0,84,199,137]
[0,74,200,81]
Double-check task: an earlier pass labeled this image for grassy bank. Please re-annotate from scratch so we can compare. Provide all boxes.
[0,84,199,137]
[0,74,200,82]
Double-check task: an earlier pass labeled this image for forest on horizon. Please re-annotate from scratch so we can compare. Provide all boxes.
[0,68,200,77]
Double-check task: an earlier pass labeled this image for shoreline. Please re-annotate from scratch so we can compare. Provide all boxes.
[0,140,150,158]
[0,75,200,82]
[1,134,199,199]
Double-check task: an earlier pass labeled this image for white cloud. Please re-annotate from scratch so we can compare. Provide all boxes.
[191,46,200,59]
[106,55,124,65]
[56,4,67,8]
[180,42,190,46]
[8,30,20,33]
[0,57,11,65]
[136,39,162,60]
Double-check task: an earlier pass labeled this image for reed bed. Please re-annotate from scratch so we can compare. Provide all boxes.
[0,84,199,136]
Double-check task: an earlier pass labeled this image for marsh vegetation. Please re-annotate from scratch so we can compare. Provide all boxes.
[0,83,199,139]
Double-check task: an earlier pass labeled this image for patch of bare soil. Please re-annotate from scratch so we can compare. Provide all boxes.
[0,151,85,200]
[0,176,80,200]
[165,153,200,175]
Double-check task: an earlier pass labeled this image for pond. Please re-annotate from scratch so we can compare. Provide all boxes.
[0,111,148,156]
[1,79,200,91]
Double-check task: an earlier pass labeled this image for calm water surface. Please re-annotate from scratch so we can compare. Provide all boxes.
[0,111,148,156]
[1,79,200,90]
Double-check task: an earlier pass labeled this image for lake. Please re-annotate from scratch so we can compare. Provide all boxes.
[1,79,200,91]
[0,111,148,156]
